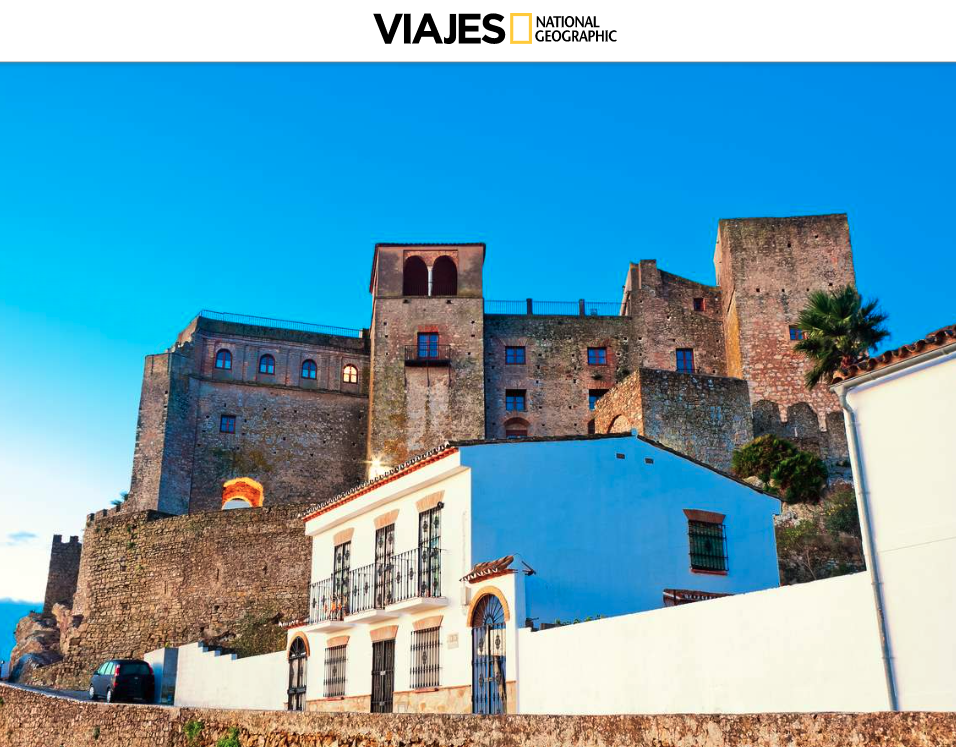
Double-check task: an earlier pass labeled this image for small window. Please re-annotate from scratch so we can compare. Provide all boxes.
[693,297,705,312]
[587,347,607,365]
[588,389,607,410]
[688,520,728,572]
[342,364,358,384]
[505,346,526,365]
[220,415,236,434]
[505,389,526,412]
[301,359,317,380]
[676,348,695,373]
[789,326,805,341]
[418,333,439,358]
[410,626,441,689]
[215,349,232,370]
[259,354,275,375]
[324,644,347,698]
[505,427,528,439]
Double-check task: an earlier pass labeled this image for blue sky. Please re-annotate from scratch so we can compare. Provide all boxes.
[0,64,953,601]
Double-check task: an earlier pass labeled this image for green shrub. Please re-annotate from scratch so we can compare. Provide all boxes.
[92,726,100,741]
[216,727,240,747]
[184,720,204,745]
[771,451,828,504]
[731,435,797,483]
[824,487,862,537]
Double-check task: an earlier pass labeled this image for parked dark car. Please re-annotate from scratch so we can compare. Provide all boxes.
[88,659,154,703]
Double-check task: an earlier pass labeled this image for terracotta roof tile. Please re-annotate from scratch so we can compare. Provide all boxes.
[462,555,515,583]
[831,323,956,384]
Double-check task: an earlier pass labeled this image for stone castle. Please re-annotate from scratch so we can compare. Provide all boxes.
[16,212,854,686]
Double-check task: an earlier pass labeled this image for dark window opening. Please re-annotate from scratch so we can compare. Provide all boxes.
[324,644,347,698]
[588,389,607,410]
[301,359,318,380]
[688,520,728,572]
[332,541,351,618]
[789,326,806,341]
[219,415,236,434]
[259,354,275,375]
[505,389,526,411]
[693,297,705,311]
[676,348,695,373]
[417,333,439,358]
[587,347,607,365]
[371,639,395,713]
[403,256,428,297]
[418,505,442,598]
[505,346,526,365]
[410,627,441,689]
[287,637,308,711]
[432,255,458,296]
[215,349,232,370]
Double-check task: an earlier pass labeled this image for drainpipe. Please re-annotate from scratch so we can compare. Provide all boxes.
[833,340,956,713]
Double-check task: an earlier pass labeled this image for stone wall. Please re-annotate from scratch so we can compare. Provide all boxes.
[3,683,956,747]
[42,534,81,614]
[593,368,753,472]
[128,316,369,514]
[30,505,312,689]
[484,315,634,439]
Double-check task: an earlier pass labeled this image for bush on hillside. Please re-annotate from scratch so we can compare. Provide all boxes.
[771,451,829,504]
[731,435,798,484]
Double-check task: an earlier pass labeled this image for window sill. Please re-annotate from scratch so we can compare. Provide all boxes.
[691,568,728,576]
[412,687,441,693]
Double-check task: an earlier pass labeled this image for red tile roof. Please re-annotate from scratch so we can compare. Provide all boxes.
[462,555,515,584]
[831,324,956,384]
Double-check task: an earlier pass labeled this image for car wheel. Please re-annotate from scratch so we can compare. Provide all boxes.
[88,686,97,701]
[105,688,113,703]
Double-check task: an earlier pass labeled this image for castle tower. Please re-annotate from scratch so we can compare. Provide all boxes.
[714,214,856,421]
[366,244,486,473]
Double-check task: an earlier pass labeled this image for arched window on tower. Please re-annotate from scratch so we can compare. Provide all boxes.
[259,354,275,375]
[403,256,428,296]
[432,255,458,296]
[504,417,529,439]
[301,359,317,380]
[215,349,232,370]
[342,364,358,384]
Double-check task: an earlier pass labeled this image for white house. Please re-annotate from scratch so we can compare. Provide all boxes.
[286,432,781,714]
[830,323,956,712]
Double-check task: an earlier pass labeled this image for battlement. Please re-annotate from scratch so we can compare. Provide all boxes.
[51,534,80,545]
[43,532,82,614]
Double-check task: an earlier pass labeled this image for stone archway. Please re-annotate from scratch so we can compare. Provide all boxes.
[221,477,264,509]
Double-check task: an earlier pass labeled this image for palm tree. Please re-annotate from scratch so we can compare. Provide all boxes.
[794,284,889,390]
[110,490,129,508]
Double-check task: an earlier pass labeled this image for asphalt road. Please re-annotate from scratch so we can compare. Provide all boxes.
[4,681,91,701]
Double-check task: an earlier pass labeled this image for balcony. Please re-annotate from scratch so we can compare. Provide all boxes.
[404,344,452,367]
[307,548,447,629]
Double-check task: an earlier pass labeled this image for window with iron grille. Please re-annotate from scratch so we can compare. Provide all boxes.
[789,326,805,341]
[688,520,728,572]
[505,346,526,364]
[332,542,351,618]
[587,347,607,365]
[418,506,441,598]
[410,627,441,689]
[676,348,695,373]
[324,644,347,698]
[220,415,236,434]
[505,389,526,411]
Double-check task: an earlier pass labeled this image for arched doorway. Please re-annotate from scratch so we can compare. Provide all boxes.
[471,593,507,714]
[403,256,428,296]
[287,636,308,711]
[431,255,458,296]
[221,477,264,509]
[607,414,633,434]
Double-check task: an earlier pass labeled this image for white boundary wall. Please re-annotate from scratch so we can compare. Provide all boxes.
[173,643,286,710]
[517,572,889,714]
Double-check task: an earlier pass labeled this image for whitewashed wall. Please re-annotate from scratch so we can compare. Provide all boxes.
[517,572,888,714]
[842,350,956,711]
[173,642,286,710]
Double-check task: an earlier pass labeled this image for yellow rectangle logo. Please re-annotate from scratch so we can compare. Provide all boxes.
[510,13,532,44]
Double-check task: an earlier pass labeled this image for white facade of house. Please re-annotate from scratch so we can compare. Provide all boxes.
[290,433,781,714]
[833,338,956,711]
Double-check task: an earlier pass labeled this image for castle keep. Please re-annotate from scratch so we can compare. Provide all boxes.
[22,212,855,687]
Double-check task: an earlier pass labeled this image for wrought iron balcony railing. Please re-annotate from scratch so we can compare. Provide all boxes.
[404,344,452,366]
[308,547,443,624]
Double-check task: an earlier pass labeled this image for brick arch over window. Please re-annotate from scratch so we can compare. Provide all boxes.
[607,414,633,434]
[286,632,311,658]
[221,477,264,509]
[403,256,428,296]
[503,417,529,439]
[432,255,458,296]
[467,586,511,626]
